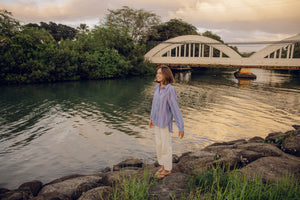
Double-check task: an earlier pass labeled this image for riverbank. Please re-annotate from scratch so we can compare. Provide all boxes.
[1,125,299,199]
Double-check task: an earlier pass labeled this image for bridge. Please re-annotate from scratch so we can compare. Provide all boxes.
[144,34,300,75]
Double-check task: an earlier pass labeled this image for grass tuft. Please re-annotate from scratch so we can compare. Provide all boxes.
[187,165,299,200]
[107,169,157,200]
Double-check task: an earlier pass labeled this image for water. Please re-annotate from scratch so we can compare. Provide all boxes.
[0,68,300,189]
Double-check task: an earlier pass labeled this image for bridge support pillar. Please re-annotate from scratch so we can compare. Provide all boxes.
[234,68,257,80]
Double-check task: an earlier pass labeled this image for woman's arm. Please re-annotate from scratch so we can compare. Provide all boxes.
[168,86,184,138]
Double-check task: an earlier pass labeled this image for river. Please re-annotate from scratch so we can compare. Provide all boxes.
[0,68,300,189]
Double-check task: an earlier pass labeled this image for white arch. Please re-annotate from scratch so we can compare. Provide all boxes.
[250,34,300,59]
[145,35,242,59]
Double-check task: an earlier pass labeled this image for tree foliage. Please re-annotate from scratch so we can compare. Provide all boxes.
[25,21,78,41]
[146,18,198,42]
[105,6,160,43]
[144,18,199,51]
[202,31,223,43]
[0,10,155,84]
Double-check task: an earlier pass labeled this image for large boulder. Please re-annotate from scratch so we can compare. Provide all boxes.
[37,174,103,200]
[78,186,112,200]
[235,143,285,157]
[18,180,43,197]
[31,192,71,200]
[176,151,216,174]
[247,136,264,143]
[239,156,300,183]
[148,172,188,200]
[0,180,43,200]
[212,148,242,169]
[239,150,264,165]
[281,134,300,157]
[102,169,139,186]
[0,190,30,200]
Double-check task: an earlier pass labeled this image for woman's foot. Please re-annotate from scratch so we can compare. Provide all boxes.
[156,170,171,179]
[155,166,165,175]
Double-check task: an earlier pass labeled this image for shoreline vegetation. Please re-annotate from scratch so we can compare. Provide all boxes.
[1,125,299,199]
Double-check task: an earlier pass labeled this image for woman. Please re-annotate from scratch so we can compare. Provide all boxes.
[149,65,184,179]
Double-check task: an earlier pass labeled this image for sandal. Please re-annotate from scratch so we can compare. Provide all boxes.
[156,170,171,180]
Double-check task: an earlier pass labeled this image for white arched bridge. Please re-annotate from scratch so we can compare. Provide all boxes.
[145,34,300,70]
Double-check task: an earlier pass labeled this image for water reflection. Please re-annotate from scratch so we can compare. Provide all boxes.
[237,79,252,87]
[174,70,192,82]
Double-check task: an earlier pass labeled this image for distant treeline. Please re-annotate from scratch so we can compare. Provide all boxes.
[1,7,299,84]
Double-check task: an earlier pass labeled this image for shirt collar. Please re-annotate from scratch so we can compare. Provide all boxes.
[160,83,170,90]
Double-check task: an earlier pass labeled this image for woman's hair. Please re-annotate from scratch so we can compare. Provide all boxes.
[155,65,175,85]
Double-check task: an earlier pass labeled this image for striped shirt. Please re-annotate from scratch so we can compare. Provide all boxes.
[150,83,184,132]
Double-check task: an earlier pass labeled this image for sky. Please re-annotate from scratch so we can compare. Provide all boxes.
[1,0,300,52]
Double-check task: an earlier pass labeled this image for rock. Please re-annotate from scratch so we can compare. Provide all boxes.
[78,186,112,200]
[186,150,216,159]
[172,154,180,163]
[31,192,71,200]
[0,181,42,200]
[239,150,264,165]
[46,174,84,185]
[292,125,300,131]
[102,169,138,186]
[148,173,188,200]
[176,151,216,174]
[264,132,289,145]
[0,190,27,200]
[239,156,300,183]
[213,148,242,169]
[236,143,285,157]
[281,134,300,157]
[113,158,143,171]
[202,144,235,153]
[38,174,103,200]
[204,139,247,148]
[0,188,10,194]
[247,136,264,143]
[18,180,43,197]
[101,167,111,173]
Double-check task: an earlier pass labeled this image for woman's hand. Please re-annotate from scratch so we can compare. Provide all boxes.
[178,131,184,139]
[149,120,154,128]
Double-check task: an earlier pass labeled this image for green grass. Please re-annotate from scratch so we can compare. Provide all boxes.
[187,165,300,200]
[107,169,157,200]
[101,166,299,200]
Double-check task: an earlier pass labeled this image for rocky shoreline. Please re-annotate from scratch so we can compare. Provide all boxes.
[1,125,300,200]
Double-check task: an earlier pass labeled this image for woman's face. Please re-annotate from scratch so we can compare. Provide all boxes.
[156,68,164,83]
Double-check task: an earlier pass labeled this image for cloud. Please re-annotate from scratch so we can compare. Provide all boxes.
[169,0,300,22]
[1,0,299,51]
[0,0,110,24]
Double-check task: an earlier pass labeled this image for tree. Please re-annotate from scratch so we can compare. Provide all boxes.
[0,9,20,38]
[202,31,223,43]
[77,23,89,34]
[105,6,160,43]
[146,18,198,42]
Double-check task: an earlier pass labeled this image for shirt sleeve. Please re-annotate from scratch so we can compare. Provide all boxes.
[150,97,155,120]
[150,84,158,120]
[168,86,184,132]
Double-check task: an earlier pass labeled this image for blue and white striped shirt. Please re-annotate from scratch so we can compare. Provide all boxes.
[150,83,184,132]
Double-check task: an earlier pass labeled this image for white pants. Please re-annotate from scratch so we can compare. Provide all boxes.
[154,126,172,171]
